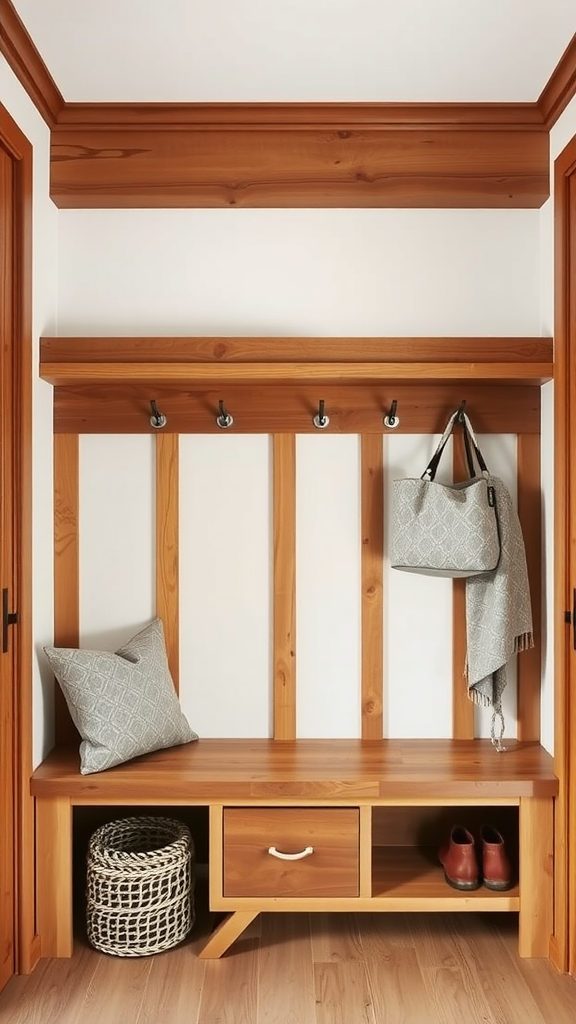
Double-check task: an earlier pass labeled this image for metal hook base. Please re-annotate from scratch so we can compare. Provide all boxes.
[149,400,167,429]
[216,400,234,429]
[313,413,330,429]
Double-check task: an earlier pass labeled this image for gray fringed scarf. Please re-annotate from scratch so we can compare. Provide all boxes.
[465,476,534,750]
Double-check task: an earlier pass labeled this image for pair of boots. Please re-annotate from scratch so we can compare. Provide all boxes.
[438,824,512,891]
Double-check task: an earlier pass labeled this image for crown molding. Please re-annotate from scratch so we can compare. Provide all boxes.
[538,31,576,129]
[49,104,549,209]
[54,101,545,129]
[0,0,64,127]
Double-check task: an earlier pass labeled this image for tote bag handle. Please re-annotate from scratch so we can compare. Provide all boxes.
[422,408,490,482]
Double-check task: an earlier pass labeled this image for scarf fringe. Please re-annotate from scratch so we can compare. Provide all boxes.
[514,631,534,654]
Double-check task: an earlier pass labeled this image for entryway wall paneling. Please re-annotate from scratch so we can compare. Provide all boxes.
[45,335,547,750]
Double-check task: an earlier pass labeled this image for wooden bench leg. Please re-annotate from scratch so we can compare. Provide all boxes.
[518,795,554,957]
[197,911,259,959]
[36,797,73,958]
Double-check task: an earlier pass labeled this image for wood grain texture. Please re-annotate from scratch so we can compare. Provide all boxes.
[550,146,576,974]
[0,102,36,979]
[35,797,73,959]
[273,435,296,740]
[361,435,383,739]
[538,31,576,129]
[222,808,360,898]
[517,795,554,957]
[5,913,576,1024]
[517,434,542,742]
[30,739,558,802]
[452,434,474,739]
[0,2,64,127]
[258,913,316,1022]
[314,961,376,1024]
[40,359,554,387]
[40,335,554,365]
[155,433,179,691]
[49,111,549,209]
[51,383,543,436]
[53,434,80,745]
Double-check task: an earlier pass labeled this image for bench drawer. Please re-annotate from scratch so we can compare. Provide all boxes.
[222,807,359,898]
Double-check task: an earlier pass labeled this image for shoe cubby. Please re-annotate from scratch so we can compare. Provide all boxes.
[370,805,519,904]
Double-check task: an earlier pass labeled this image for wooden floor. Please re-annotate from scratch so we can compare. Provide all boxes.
[3,894,576,1024]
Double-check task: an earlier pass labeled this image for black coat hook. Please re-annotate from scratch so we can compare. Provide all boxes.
[313,399,330,429]
[383,399,399,429]
[457,400,467,423]
[216,400,234,429]
[149,400,167,429]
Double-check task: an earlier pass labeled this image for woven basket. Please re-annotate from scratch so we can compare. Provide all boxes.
[86,816,194,957]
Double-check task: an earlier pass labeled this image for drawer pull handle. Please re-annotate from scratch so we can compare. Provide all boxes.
[267,845,314,861]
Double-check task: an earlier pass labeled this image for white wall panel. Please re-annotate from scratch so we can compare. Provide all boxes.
[179,435,271,737]
[296,435,361,737]
[57,209,540,338]
[384,434,453,738]
[79,435,155,649]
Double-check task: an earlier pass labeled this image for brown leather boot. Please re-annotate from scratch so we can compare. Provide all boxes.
[438,825,480,890]
[480,824,512,890]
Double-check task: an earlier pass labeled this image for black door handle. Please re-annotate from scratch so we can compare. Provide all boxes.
[2,588,19,654]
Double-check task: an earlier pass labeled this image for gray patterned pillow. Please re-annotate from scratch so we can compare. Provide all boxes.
[44,618,197,774]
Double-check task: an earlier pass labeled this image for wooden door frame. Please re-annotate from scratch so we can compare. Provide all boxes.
[0,104,36,974]
[553,134,576,975]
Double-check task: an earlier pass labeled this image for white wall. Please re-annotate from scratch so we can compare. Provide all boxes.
[0,57,58,766]
[54,207,542,745]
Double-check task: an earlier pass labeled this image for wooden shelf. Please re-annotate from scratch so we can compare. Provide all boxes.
[371,846,519,909]
[40,336,553,387]
[39,336,552,434]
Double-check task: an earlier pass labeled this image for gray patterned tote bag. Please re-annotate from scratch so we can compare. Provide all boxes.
[390,408,501,578]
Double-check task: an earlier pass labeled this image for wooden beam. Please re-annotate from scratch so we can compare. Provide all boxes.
[50,103,549,209]
[53,434,80,746]
[452,438,474,739]
[517,433,542,742]
[155,433,180,692]
[273,435,296,739]
[361,435,384,739]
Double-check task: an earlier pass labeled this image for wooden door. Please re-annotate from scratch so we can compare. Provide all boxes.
[554,136,576,976]
[0,135,17,994]
[0,106,34,989]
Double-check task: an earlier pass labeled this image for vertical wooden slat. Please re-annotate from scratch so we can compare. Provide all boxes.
[155,433,180,691]
[53,433,80,745]
[273,434,296,739]
[361,434,384,739]
[452,433,475,738]
[517,432,542,742]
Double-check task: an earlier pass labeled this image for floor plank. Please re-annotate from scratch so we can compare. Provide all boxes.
[2,913,576,1024]
[360,913,437,1024]
[314,962,376,1024]
[257,913,316,1024]
[310,912,365,963]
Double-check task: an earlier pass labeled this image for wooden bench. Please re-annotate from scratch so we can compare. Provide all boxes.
[31,737,558,960]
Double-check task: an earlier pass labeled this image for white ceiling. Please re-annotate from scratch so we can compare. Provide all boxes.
[11,0,576,105]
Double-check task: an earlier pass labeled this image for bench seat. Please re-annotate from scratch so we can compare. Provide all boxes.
[30,737,558,960]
